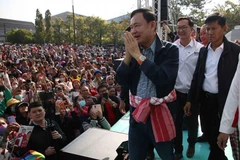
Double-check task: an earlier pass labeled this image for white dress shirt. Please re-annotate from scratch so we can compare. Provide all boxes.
[219,54,240,136]
[203,43,224,93]
[174,39,203,93]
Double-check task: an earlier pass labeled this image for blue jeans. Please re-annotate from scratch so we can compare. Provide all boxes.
[128,107,175,160]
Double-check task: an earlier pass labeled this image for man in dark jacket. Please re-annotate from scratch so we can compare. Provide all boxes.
[184,13,240,160]
[15,102,30,125]
[27,102,66,160]
[117,8,179,160]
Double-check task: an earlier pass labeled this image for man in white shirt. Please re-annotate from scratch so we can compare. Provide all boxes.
[173,17,203,159]
[185,13,240,160]
[218,55,240,158]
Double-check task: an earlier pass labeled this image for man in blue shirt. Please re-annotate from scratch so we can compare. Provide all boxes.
[117,8,179,160]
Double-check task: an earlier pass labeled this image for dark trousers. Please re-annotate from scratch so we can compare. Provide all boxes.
[199,101,208,137]
[174,91,198,154]
[201,91,227,160]
[128,107,175,160]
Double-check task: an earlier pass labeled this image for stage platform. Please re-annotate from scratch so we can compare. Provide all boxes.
[60,111,234,160]
[110,112,234,160]
[60,128,128,160]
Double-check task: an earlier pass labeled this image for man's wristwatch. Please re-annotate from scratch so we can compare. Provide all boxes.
[137,55,146,65]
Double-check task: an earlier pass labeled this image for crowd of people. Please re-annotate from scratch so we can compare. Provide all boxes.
[0,43,126,159]
[0,7,240,160]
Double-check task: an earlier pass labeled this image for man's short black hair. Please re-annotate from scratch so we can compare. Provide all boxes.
[97,84,107,93]
[177,17,194,27]
[205,12,226,27]
[130,8,156,23]
[28,102,43,112]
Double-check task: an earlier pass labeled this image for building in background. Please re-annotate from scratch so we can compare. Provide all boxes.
[51,11,85,22]
[107,14,129,23]
[0,18,35,42]
[0,11,129,43]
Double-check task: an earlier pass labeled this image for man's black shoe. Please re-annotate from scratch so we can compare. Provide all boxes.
[186,146,195,158]
[175,153,183,160]
[146,150,154,160]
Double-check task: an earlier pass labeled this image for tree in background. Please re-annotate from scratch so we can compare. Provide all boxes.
[180,0,210,25]
[105,21,121,48]
[6,10,128,45]
[7,29,34,44]
[45,9,54,43]
[65,14,74,43]
[168,0,183,29]
[75,16,87,44]
[168,0,211,28]
[94,17,107,46]
[35,9,45,44]
[53,17,65,44]
[213,0,240,31]
[84,16,97,44]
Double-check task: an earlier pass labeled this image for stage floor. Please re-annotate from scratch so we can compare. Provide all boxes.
[110,112,233,160]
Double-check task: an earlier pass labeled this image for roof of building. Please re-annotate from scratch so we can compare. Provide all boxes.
[51,11,86,21]
[107,14,129,23]
[0,18,34,27]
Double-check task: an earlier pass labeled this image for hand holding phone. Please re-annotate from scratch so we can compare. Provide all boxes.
[7,116,16,124]
[92,104,103,119]
[103,93,108,100]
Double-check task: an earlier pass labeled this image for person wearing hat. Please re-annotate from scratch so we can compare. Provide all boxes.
[5,98,20,117]
[15,102,30,125]
[70,69,81,81]
[92,70,103,88]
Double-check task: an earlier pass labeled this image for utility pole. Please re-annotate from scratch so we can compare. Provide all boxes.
[72,0,76,44]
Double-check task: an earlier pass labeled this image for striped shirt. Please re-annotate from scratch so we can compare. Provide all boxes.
[136,37,157,98]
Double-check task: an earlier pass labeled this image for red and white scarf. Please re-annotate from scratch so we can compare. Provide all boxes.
[129,90,176,142]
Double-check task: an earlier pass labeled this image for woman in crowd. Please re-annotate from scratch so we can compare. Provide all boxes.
[82,104,111,131]
[80,85,98,106]
[69,79,81,102]
[73,95,89,118]
[106,75,115,86]
[57,72,73,93]
[54,101,81,144]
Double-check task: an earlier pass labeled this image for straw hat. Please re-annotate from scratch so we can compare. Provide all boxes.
[6,98,20,107]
